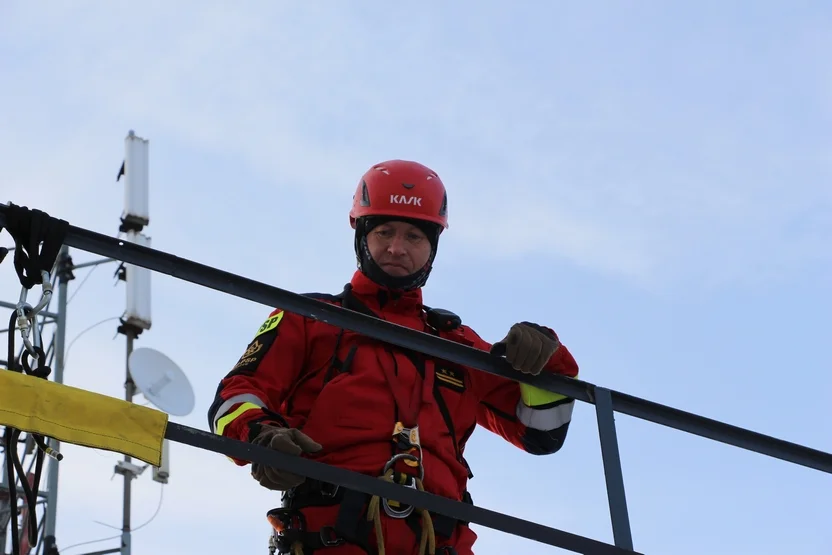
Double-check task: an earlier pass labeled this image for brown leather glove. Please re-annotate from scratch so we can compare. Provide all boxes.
[250,424,322,491]
[491,322,561,375]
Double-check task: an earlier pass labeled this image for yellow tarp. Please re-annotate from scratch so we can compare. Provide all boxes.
[0,370,168,466]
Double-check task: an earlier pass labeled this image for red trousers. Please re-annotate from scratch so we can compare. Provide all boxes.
[277,504,478,555]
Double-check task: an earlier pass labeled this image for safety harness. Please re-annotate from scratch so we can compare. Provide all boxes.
[266,284,474,555]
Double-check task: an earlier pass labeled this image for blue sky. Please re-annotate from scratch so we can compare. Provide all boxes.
[1,2,831,554]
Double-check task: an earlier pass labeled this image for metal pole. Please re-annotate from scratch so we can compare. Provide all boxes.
[42,246,70,555]
[120,330,135,555]
[595,387,634,550]
[0,431,8,554]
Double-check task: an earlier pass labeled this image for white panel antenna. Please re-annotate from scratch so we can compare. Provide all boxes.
[122,130,150,229]
[123,230,152,331]
[127,347,195,416]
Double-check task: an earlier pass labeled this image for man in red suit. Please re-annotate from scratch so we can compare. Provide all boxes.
[208,160,580,555]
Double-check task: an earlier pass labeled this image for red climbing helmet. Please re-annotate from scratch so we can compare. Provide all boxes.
[349,160,449,230]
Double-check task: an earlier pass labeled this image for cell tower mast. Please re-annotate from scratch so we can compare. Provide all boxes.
[0,130,159,555]
[113,130,153,555]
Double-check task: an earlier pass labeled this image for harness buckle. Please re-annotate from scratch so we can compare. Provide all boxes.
[391,422,423,469]
[319,526,345,547]
[320,482,339,498]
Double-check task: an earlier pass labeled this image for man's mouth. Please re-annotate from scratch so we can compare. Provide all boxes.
[382,262,408,271]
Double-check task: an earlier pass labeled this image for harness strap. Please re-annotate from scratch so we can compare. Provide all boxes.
[272,285,471,553]
[267,507,350,554]
[282,479,470,542]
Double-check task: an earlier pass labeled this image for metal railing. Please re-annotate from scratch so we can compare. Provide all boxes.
[2,204,831,555]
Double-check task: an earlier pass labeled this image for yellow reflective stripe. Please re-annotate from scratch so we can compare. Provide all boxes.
[211,394,266,433]
[520,375,578,407]
[215,401,262,436]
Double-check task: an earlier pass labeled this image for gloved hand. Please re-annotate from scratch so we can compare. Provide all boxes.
[250,424,323,491]
[491,322,561,376]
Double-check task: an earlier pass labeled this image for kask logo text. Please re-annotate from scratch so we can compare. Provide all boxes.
[390,195,422,206]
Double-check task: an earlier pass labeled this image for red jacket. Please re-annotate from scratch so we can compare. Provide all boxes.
[208,270,579,503]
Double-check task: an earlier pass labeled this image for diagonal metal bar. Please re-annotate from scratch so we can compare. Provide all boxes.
[1,206,831,477]
[165,422,639,555]
[609,392,832,473]
[56,215,594,402]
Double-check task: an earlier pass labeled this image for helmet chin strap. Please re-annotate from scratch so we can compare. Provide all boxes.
[354,217,439,292]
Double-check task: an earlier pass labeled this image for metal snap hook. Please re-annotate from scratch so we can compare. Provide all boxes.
[15,270,52,362]
[381,452,424,519]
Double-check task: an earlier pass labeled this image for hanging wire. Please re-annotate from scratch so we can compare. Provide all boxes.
[58,482,165,555]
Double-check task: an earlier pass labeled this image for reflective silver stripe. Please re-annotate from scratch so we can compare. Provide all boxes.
[516,399,574,431]
[211,393,267,433]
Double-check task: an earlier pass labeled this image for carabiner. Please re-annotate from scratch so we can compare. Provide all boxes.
[380,451,426,519]
[383,452,425,481]
[15,298,36,359]
[29,270,53,317]
[382,479,418,519]
[15,270,52,362]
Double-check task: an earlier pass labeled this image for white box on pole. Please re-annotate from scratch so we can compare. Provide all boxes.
[153,439,170,484]
[122,130,150,229]
[124,231,152,330]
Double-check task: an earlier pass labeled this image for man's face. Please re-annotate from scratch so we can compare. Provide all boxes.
[366,220,432,277]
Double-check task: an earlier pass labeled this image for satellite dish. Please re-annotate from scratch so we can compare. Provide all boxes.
[128,347,195,416]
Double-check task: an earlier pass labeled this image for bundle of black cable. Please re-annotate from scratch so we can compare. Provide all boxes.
[3,307,58,555]
[0,201,68,555]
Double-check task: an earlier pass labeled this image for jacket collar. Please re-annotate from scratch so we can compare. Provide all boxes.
[349,270,424,316]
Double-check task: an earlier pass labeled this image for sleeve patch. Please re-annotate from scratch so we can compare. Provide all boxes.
[255,310,285,338]
[436,364,466,392]
[231,311,284,373]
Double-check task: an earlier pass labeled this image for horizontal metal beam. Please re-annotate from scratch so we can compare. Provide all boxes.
[1,207,831,477]
[78,548,121,555]
[0,483,48,499]
[166,422,637,555]
[0,300,59,320]
[70,257,117,271]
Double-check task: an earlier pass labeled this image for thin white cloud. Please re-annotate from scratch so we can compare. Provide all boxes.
[4,3,829,290]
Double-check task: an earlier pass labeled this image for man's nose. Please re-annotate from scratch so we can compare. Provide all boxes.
[386,234,407,255]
